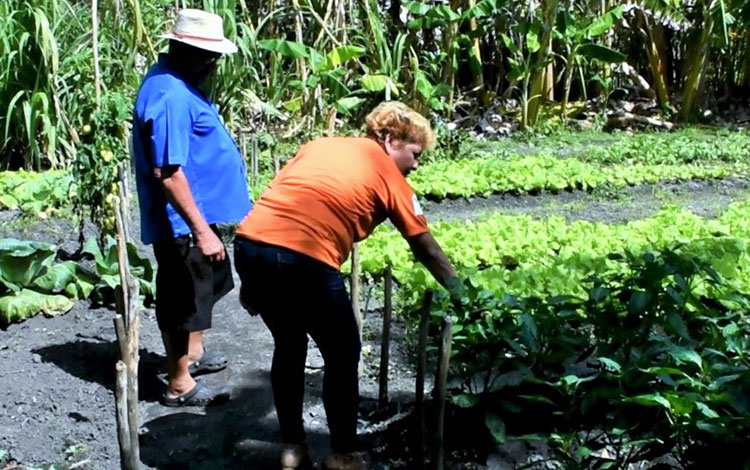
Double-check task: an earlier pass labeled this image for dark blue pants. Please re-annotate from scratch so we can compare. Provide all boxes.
[234,237,361,452]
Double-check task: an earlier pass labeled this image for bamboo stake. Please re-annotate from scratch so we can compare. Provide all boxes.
[378,265,392,407]
[118,165,131,242]
[113,314,128,361]
[350,244,361,333]
[114,361,131,466]
[113,174,141,470]
[125,309,140,468]
[251,135,259,178]
[434,313,453,470]
[415,290,432,470]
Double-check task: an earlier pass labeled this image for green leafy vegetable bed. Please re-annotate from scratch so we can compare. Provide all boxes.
[411,156,749,200]
[0,170,71,215]
[0,237,155,327]
[465,127,750,165]
[356,200,750,305]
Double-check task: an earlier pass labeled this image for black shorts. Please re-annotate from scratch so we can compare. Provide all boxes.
[153,230,233,332]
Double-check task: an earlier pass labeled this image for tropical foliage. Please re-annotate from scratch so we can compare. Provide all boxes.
[2,0,749,170]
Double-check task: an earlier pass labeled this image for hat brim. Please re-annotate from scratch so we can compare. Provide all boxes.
[161,33,238,54]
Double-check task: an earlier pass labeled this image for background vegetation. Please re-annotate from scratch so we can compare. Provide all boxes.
[2,0,750,173]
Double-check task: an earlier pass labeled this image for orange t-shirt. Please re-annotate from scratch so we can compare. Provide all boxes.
[236,137,429,269]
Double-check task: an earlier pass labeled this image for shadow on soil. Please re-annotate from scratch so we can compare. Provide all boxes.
[139,370,313,470]
[33,339,167,403]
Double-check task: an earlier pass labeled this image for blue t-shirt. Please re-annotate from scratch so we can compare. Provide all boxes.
[132,55,252,244]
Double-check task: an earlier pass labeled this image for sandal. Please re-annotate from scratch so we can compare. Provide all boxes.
[322,452,365,470]
[160,381,231,407]
[281,443,314,470]
[188,349,228,376]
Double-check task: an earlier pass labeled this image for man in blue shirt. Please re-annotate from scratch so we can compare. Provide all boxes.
[132,9,252,406]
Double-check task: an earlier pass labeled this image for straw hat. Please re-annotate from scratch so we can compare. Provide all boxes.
[160,9,238,55]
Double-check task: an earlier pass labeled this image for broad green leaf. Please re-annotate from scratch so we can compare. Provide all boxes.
[665,393,694,416]
[696,402,719,419]
[598,357,621,373]
[360,75,390,92]
[0,194,19,209]
[485,413,506,443]
[320,45,365,72]
[0,289,73,326]
[32,261,78,293]
[696,421,725,434]
[519,394,555,405]
[668,347,703,370]
[526,30,540,53]
[589,286,609,302]
[432,5,461,22]
[0,238,56,291]
[335,97,365,115]
[626,393,671,410]
[501,34,520,55]
[452,393,479,408]
[403,1,430,15]
[577,44,626,63]
[282,96,303,112]
[643,367,688,377]
[82,237,105,271]
[258,39,310,59]
[628,291,651,315]
[586,6,624,37]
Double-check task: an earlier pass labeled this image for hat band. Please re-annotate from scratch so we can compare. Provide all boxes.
[172,30,225,42]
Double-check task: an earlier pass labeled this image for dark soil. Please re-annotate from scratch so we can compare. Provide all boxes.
[423,177,750,224]
[1,176,748,470]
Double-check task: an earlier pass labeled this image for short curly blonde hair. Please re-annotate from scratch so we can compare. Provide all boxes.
[365,101,436,151]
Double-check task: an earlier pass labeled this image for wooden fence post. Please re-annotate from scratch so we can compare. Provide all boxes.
[378,265,392,407]
[113,164,141,470]
[415,290,433,470]
[433,313,453,470]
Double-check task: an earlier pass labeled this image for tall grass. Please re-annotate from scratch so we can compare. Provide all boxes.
[0,0,67,169]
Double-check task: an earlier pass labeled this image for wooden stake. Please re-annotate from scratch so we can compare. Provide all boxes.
[114,361,131,467]
[378,265,392,407]
[113,183,141,470]
[113,314,128,361]
[434,314,453,470]
[251,135,259,178]
[415,290,432,470]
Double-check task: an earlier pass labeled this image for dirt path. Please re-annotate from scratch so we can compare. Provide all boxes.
[0,265,422,470]
[2,176,749,470]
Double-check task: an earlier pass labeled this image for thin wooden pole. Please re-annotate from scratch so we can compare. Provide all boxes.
[113,180,140,470]
[350,244,361,333]
[251,135,259,178]
[415,290,433,470]
[114,361,131,466]
[378,265,392,407]
[91,0,101,109]
[434,314,453,470]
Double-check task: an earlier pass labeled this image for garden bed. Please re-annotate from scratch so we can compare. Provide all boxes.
[2,175,749,469]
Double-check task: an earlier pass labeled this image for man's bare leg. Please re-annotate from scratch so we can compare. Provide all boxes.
[162,330,196,397]
[188,331,205,362]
